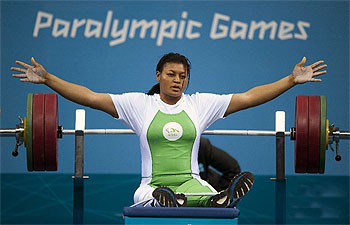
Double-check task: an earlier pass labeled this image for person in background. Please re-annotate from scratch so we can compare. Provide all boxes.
[198,137,241,192]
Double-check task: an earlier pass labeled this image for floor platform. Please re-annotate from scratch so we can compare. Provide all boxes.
[1,174,349,224]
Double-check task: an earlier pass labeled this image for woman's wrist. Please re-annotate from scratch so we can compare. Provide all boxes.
[288,74,298,86]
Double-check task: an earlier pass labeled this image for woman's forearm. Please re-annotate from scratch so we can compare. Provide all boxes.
[244,74,296,108]
[225,74,297,115]
[44,73,118,117]
[44,73,97,108]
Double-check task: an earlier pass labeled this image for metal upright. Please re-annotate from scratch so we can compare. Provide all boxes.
[272,111,287,225]
[73,109,86,225]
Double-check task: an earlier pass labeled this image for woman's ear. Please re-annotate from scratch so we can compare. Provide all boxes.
[156,71,161,82]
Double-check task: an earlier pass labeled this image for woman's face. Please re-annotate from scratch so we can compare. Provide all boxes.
[156,62,188,104]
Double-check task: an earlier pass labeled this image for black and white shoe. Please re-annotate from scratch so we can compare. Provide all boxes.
[211,171,254,208]
[152,186,187,207]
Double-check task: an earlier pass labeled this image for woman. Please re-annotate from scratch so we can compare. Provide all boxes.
[11,53,327,208]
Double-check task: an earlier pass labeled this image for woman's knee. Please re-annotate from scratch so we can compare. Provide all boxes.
[133,184,155,203]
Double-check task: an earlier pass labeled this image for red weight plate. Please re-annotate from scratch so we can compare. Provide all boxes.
[32,93,45,171]
[307,96,320,173]
[45,93,58,171]
[294,96,309,173]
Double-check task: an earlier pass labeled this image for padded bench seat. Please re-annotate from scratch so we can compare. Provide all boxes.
[123,207,240,225]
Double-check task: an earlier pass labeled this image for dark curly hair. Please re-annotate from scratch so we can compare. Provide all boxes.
[147,53,191,95]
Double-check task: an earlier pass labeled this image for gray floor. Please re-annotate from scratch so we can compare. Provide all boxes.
[1,174,349,224]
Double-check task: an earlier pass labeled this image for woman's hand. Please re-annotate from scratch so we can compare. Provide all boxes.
[11,57,48,84]
[292,57,327,84]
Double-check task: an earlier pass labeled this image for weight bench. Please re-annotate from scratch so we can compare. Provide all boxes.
[123,206,240,225]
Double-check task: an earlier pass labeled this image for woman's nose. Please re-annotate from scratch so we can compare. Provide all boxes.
[174,75,180,82]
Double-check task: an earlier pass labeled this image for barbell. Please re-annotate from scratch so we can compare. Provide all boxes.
[1,93,349,173]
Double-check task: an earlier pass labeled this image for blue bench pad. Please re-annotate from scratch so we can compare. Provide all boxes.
[123,207,240,218]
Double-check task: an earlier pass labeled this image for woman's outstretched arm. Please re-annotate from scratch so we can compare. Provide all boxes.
[224,57,327,116]
[11,57,118,118]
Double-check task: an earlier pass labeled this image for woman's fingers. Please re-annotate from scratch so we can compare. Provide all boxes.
[15,60,32,69]
[313,70,327,77]
[11,73,29,82]
[31,57,39,67]
[310,78,322,82]
[310,60,324,68]
[312,64,327,72]
[297,57,306,66]
[12,73,27,78]
[11,67,26,73]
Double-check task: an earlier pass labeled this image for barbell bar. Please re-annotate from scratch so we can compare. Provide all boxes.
[2,127,348,138]
[0,93,349,173]
[0,128,293,136]
[62,129,286,136]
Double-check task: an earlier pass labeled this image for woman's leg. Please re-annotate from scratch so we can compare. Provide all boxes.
[175,177,217,207]
[133,184,185,207]
[134,184,155,203]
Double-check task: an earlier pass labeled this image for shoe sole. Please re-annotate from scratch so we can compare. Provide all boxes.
[211,171,254,208]
[152,187,187,207]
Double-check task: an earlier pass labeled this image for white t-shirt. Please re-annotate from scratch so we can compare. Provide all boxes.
[109,92,232,185]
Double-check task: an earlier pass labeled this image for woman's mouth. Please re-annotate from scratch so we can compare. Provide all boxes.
[171,86,181,91]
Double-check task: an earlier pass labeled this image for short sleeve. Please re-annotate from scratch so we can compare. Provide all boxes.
[193,93,232,133]
[108,93,148,135]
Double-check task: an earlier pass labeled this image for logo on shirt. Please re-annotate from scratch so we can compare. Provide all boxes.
[163,122,183,141]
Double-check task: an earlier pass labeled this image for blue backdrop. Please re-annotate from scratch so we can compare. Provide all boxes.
[1,1,349,175]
